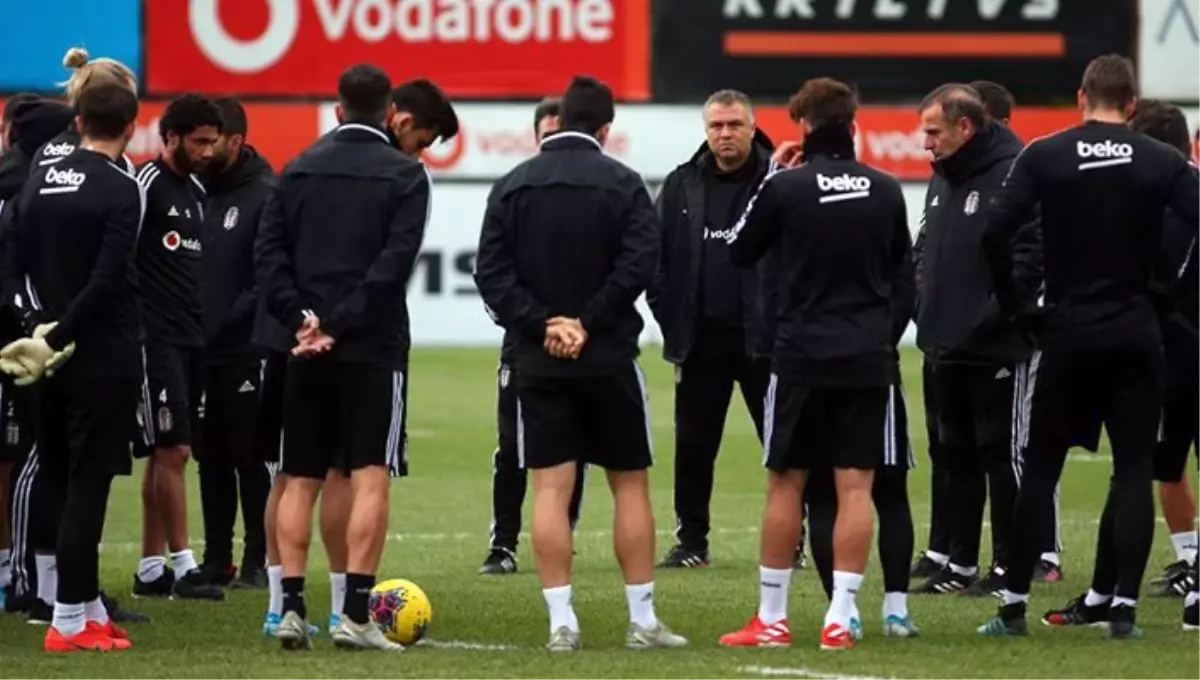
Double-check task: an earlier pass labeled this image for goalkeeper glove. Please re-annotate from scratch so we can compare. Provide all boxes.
[0,337,55,386]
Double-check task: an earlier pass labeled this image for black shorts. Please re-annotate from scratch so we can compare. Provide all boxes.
[254,351,287,469]
[1154,372,1198,483]
[763,375,888,472]
[516,363,653,472]
[198,359,264,468]
[37,364,138,479]
[0,372,34,463]
[931,362,1014,448]
[282,358,407,480]
[884,380,915,469]
[137,341,204,452]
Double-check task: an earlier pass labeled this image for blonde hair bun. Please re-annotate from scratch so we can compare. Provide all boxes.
[62,47,90,69]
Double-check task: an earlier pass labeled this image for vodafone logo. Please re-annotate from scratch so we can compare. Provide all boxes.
[163,230,182,251]
[421,130,467,171]
[190,0,300,74]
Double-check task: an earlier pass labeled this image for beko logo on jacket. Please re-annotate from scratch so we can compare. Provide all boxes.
[162,231,202,253]
[43,142,76,157]
[1077,140,1135,170]
[45,167,86,186]
[816,173,872,203]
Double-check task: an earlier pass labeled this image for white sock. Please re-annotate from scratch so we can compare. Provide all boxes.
[1112,596,1137,608]
[924,550,949,566]
[883,592,908,619]
[949,563,978,577]
[625,582,658,629]
[542,585,579,633]
[1039,552,1061,566]
[1185,591,1198,608]
[1084,589,1112,607]
[826,571,863,629]
[170,549,198,576]
[52,601,86,636]
[330,572,346,618]
[0,548,10,588]
[36,554,56,605]
[1171,531,1198,563]
[268,565,283,616]
[1003,590,1029,605]
[137,556,167,583]
[84,596,108,625]
[757,566,792,625]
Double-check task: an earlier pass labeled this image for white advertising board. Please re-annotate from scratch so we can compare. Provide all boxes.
[408,184,928,347]
[1140,0,1200,102]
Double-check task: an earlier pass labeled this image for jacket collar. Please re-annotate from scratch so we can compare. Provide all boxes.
[539,130,603,152]
[802,124,856,161]
[335,123,391,144]
[932,122,1020,186]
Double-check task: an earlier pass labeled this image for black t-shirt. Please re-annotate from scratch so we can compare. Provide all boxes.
[700,157,757,329]
[135,158,205,347]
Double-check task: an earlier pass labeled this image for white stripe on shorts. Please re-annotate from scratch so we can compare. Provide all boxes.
[385,370,405,476]
[632,362,654,463]
[762,374,778,466]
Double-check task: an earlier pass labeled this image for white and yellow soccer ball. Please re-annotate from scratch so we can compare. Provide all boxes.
[368,578,432,645]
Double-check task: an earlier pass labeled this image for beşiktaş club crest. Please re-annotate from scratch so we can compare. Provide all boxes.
[963,190,981,215]
[223,206,239,230]
[499,364,511,389]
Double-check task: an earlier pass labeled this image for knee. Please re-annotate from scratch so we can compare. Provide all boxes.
[155,446,191,471]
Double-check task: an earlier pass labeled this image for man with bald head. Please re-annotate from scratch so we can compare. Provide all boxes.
[912,84,1042,597]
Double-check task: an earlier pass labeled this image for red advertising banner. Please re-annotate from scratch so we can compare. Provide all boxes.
[0,98,321,170]
[145,0,650,100]
[755,106,1085,180]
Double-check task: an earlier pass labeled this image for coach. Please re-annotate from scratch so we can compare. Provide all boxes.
[913,84,1042,596]
[647,90,775,569]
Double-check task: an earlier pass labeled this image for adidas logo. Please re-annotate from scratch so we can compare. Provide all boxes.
[168,205,180,217]
[238,380,256,393]
[995,367,1012,379]
[931,196,939,207]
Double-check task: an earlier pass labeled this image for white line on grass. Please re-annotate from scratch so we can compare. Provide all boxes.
[738,664,890,680]
[417,639,520,651]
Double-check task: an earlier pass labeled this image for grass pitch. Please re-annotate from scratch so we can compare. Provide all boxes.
[0,347,1196,678]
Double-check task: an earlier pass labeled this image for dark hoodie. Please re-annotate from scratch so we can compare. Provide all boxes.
[201,145,277,362]
[0,99,77,339]
[914,122,1043,365]
[647,128,776,364]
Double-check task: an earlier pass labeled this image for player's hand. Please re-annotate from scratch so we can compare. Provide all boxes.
[772,140,803,169]
[297,314,321,342]
[0,337,54,386]
[293,330,335,357]
[544,317,586,359]
[32,322,57,340]
[44,342,76,378]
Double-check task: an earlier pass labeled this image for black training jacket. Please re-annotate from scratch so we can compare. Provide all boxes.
[984,120,1200,352]
[474,131,659,377]
[11,148,142,374]
[256,123,430,367]
[915,123,1042,366]
[201,146,275,363]
[647,129,776,364]
[0,99,77,339]
[726,126,912,388]
[1155,164,1200,375]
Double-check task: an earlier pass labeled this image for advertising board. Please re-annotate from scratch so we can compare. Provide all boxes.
[145,0,650,100]
[1139,0,1200,102]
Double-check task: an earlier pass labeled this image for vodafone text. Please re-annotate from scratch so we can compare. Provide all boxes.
[721,0,1058,20]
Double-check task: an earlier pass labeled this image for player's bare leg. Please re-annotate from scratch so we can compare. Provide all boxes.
[330,465,400,650]
[134,458,170,597]
[530,461,579,650]
[721,469,805,648]
[823,468,874,649]
[276,475,322,650]
[321,469,351,631]
[149,446,219,599]
[609,468,686,650]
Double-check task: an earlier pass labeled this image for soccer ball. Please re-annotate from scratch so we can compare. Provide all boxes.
[368,578,432,645]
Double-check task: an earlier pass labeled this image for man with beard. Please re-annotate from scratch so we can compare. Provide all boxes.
[131,94,225,601]
[648,90,777,570]
[196,98,276,590]
[912,84,1042,598]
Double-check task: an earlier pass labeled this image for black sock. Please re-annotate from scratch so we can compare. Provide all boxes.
[282,576,306,620]
[344,573,375,625]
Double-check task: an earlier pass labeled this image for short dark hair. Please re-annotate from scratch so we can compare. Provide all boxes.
[213,97,247,138]
[1081,54,1137,111]
[338,63,392,125]
[919,83,987,130]
[77,82,138,140]
[560,76,615,135]
[3,93,39,124]
[533,97,561,130]
[970,80,1015,123]
[705,89,753,111]
[391,79,459,141]
[1131,99,1191,157]
[787,78,857,129]
[159,93,224,142]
